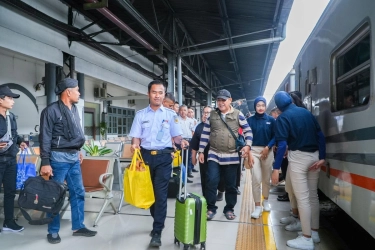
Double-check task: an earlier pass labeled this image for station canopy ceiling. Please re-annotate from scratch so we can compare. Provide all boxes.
[7,0,293,112]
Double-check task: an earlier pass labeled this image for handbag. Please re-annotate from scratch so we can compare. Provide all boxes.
[123,149,155,209]
[16,151,37,190]
[18,176,67,225]
[216,109,246,152]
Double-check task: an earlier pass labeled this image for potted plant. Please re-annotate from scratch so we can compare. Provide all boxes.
[82,139,113,156]
[99,121,107,140]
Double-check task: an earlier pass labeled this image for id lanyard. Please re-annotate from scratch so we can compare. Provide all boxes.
[156,120,168,141]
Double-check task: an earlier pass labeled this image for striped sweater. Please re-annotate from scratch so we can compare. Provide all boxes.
[199,109,253,165]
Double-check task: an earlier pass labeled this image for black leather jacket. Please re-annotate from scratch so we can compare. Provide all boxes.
[39,102,85,166]
[0,112,23,162]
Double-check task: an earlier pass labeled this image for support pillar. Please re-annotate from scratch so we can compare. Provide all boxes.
[289,69,296,92]
[207,89,213,107]
[167,53,175,95]
[45,63,57,105]
[76,72,85,128]
[77,73,85,99]
[177,55,182,104]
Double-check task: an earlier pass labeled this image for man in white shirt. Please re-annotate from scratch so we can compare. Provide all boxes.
[188,107,198,127]
[179,105,196,176]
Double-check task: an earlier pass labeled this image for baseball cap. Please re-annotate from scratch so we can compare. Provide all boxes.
[0,85,20,98]
[216,89,231,100]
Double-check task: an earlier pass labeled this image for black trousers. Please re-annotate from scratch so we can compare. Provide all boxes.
[216,163,241,193]
[141,150,173,233]
[281,157,289,179]
[0,158,17,223]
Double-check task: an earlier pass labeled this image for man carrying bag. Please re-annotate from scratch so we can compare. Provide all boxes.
[0,85,27,233]
[39,78,97,244]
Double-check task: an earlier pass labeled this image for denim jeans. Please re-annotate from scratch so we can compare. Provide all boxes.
[0,158,16,222]
[205,161,238,214]
[141,150,173,233]
[47,160,86,234]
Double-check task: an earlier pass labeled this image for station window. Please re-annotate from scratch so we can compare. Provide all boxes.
[107,106,135,137]
[331,23,371,112]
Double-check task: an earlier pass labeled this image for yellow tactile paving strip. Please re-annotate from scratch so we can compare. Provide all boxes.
[235,169,276,250]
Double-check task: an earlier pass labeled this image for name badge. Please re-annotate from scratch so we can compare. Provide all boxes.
[156,130,164,141]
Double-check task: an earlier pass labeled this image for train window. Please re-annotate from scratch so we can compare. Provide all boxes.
[331,23,370,112]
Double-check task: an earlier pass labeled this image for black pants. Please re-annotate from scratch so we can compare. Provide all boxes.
[141,150,173,233]
[205,161,238,213]
[217,164,240,193]
[281,157,289,179]
[0,158,17,223]
[199,161,208,197]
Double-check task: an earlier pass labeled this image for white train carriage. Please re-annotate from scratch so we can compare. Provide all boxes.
[268,0,375,239]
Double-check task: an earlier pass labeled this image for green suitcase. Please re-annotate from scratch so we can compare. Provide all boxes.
[174,149,207,250]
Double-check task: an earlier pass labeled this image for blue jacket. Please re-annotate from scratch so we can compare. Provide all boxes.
[247,113,275,148]
[273,91,326,170]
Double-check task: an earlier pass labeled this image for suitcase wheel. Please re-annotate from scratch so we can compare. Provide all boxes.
[183,244,189,250]
[174,237,180,246]
[201,242,206,250]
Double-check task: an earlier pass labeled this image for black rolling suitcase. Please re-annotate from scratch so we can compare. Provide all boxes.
[174,149,207,250]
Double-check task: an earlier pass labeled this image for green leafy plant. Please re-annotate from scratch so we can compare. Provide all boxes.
[99,121,107,139]
[82,139,113,156]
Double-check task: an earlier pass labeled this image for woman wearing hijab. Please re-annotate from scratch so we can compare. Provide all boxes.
[246,96,275,218]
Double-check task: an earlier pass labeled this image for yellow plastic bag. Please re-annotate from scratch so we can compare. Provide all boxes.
[173,150,182,167]
[124,149,155,209]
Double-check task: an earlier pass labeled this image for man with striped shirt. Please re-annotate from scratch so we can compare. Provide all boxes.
[198,89,253,221]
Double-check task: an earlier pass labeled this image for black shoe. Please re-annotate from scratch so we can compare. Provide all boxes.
[149,232,162,247]
[277,195,290,202]
[192,169,199,173]
[3,220,24,232]
[278,193,286,198]
[187,178,193,183]
[188,173,194,178]
[47,233,61,244]
[72,228,97,237]
[216,192,224,201]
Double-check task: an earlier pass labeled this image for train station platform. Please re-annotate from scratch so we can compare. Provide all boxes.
[0,168,356,249]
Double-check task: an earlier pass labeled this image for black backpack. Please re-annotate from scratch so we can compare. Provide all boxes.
[18,176,67,225]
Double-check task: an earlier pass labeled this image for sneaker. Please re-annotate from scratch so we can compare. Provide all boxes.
[187,178,193,183]
[285,219,302,231]
[280,215,298,225]
[47,233,61,244]
[262,199,271,212]
[149,232,162,247]
[192,169,199,172]
[216,191,224,201]
[287,235,314,250]
[298,231,320,243]
[72,228,97,237]
[188,173,194,178]
[3,220,24,232]
[251,206,262,219]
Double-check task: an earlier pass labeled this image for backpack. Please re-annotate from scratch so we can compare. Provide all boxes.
[18,176,67,225]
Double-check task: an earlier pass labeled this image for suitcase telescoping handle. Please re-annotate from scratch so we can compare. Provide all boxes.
[178,146,189,200]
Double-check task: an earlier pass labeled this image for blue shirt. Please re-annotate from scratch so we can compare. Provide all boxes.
[129,105,182,150]
[247,113,275,148]
[275,103,321,152]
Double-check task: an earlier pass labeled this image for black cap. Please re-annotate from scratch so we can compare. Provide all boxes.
[55,78,78,95]
[216,89,231,100]
[0,85,20,98]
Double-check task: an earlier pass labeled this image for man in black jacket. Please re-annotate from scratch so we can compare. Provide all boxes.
[0,85,27,233]
[39,78,96,244]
